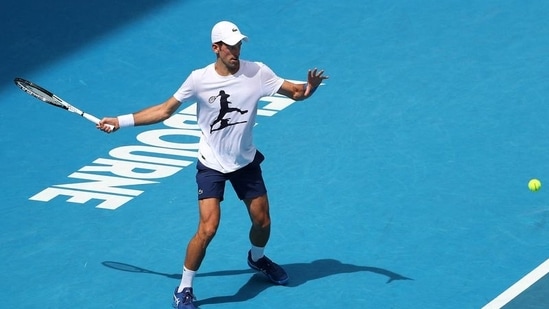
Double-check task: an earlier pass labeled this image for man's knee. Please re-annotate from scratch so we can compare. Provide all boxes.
[247,195,270,226]
[252,206,271,228]
[197,223,218,242]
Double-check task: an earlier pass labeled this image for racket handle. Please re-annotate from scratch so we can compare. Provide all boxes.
[83,113,115,130]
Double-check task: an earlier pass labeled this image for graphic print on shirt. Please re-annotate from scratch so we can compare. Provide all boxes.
[209,90,248,133]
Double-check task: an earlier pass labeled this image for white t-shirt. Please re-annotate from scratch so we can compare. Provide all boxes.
[173,60,284,173]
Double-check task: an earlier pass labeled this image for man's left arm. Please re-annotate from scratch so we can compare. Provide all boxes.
[277,68,328,101]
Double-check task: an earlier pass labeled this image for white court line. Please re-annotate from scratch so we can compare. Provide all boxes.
[482,258,549,309]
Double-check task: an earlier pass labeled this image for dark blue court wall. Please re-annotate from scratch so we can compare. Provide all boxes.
[0,0,178,92]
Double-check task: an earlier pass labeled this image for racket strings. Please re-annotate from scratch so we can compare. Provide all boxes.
[17,82,59,106]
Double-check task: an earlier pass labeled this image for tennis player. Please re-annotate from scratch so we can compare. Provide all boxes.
[98,20,328,309]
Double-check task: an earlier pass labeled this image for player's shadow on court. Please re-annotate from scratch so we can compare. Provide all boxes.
[103,259,412,307]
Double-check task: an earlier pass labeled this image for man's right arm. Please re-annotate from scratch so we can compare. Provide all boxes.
[97,96,182,133]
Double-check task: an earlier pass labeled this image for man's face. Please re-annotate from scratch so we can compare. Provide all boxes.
[214,41,243,73]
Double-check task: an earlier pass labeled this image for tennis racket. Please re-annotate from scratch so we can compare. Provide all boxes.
[14,77,113,129]
[208,95,219,103]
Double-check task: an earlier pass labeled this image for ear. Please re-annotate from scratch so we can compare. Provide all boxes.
[212,43,220,54]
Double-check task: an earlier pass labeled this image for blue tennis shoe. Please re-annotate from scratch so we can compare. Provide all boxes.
[247,251,289,285]
[172,287,197,309]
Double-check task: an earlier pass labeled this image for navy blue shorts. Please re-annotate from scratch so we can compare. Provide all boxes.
[195,151,267,201]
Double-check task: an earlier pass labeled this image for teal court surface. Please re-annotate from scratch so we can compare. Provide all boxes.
[1,1,549,308]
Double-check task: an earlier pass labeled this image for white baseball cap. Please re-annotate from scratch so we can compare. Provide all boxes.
[211,21,248,45]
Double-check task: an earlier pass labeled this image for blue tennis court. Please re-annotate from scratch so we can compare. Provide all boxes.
[2,1,549,308]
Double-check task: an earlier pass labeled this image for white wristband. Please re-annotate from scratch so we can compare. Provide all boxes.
[117,114,135,128]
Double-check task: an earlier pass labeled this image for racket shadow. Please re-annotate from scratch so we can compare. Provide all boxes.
[102,261,180,279]
[101,261,255,280]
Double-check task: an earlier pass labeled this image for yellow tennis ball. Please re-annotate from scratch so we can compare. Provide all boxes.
[528,179,541,192]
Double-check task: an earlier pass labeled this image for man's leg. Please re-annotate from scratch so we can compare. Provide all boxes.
[173,198,220,309]
[177,198,221,291]
[245,194,289,285]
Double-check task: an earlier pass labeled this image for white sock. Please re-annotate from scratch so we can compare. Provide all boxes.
[177,267,196,293]
[250,245,265,262]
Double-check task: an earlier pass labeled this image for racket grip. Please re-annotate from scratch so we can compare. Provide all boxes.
[83,113,115,130]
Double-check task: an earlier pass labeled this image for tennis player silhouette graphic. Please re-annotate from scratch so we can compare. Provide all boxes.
[210,90,248,133]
